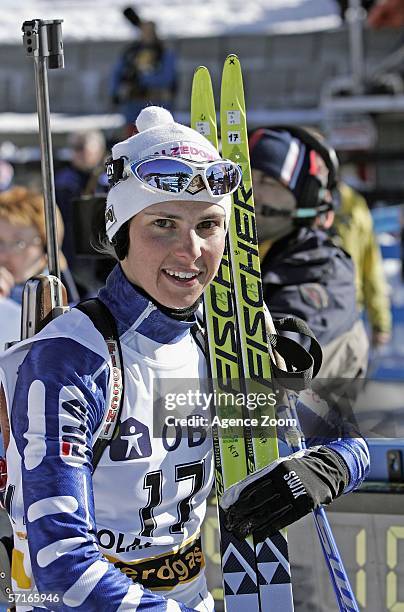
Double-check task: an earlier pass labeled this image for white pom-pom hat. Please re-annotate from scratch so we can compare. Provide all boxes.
[105,106,232,240]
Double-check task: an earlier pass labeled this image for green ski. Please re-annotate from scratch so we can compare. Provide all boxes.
[219,53,294,611]
[191,66,262,611]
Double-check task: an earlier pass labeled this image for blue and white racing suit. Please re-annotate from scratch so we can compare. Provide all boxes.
[0,264,369,611]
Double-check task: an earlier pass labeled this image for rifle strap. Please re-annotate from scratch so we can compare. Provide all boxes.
[75,298,124,472]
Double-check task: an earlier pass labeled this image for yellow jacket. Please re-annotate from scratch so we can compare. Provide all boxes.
[334,183,392,335]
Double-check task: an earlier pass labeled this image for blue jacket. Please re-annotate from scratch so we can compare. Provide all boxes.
[262,227,359,347]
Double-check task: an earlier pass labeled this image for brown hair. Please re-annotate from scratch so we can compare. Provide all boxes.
[0,186,66,267]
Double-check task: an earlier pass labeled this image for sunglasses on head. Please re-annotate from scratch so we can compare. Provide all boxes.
[126,156,242,197]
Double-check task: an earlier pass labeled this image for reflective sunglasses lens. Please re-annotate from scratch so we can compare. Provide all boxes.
[133,159,193,193]
[205,162,242,195]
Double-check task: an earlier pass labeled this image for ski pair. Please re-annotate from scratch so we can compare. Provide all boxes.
[191,56,294,612]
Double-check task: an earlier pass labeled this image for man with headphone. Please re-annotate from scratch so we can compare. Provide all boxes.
[220,127,370,611]
[249,125,369,380]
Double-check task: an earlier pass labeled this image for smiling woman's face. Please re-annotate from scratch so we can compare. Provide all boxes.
[120,200,226,308]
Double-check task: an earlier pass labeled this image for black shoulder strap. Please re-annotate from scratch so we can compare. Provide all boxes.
[75,298,124,472]
[191,310,206,355]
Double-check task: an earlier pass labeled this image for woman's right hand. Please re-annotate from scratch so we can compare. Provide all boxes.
[0,267,14,298]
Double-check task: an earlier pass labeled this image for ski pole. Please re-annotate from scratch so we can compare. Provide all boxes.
[281,394,360,612]
[263,307,360,612]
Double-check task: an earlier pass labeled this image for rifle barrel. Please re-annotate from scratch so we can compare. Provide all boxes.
[34,54,60,280]
[22,19,64,291]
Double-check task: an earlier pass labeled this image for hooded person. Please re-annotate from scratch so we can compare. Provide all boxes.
[0,109,368,611]
[248,126,369,380]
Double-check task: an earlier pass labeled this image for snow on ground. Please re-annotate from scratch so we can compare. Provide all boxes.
[2,0,341,43]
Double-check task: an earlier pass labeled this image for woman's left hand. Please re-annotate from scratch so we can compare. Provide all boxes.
[220,446,349,542]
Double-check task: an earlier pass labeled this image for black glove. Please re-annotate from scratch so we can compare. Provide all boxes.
[220,446,349,542]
